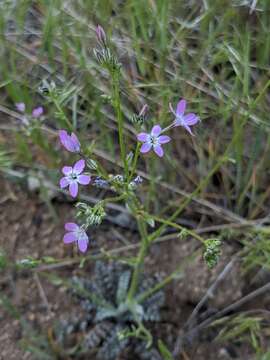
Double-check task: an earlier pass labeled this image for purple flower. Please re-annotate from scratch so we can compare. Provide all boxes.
[32,106,44,118]
[60,159,91,198]
[137,125,171,157]
[15,103,26,113]
[59,130,81,153]
[63,222,89,253]
[93,177,109,189]
[169,99,199,136]
[96,25,106,43]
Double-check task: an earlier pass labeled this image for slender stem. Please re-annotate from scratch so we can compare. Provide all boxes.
[137,249,200,303]
[126,158,215,303]
[148,214,205,244]
[127,217,149,302]
[52,96,73,131]
[112,71,128,178]
[128,142,140,182]
[147,156,228,243]
[101,194,126,206]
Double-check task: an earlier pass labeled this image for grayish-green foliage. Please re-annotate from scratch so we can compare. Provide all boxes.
[56,261,165,359]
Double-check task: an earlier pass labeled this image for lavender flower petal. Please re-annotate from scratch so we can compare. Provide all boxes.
[154,145,164,157]
[71,133,80,151]
[15,103,25,113]
[176,99,186,115]
[137,133,149,142]
[65,223,79,231]
[77,175,91,185]
[78,236,88,253]
[32,106,44,118]
[69,182,78,198]
[59,130,81,153]
[73,159,85,174]
[63,232,77,243]
[60,177,69,188]
[151,125,162,137]
[159,135,171,144]
[184,113,199,125]
[140,143,152,153]
[62,166,73,175]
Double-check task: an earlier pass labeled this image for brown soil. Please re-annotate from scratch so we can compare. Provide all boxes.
[0,177,267,359]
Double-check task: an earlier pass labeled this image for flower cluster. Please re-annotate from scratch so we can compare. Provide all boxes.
[59,130,91,253]
[137,125,171,158]
[58,27,200,257]
[137,99,199,157]
[203,238,222,269]
[15,102,44,126]
[63,222,89,253]
[60,159,91,198]
[169,99,199,136]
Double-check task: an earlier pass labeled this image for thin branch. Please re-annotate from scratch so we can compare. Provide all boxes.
[173,282,270,356]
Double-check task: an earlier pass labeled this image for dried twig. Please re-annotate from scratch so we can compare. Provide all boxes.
[173,282,270,356]
[33,272,52,316]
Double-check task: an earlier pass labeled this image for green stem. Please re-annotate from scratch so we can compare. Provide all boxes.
[52,96,73,131]
[128,142,140,182]
[149,214,205,244]
[127,217,148,302]
[137,249,200,303]
[101,194,126,206]
[147,156,228,243]
[112,71,128,178]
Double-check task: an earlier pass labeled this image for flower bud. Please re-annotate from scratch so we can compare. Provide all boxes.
[96,25,106,44]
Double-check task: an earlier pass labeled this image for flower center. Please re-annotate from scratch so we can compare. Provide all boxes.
[176,114,184,125]
[75,228,86,241]
[150,135,159,146]
[68,172,78,181]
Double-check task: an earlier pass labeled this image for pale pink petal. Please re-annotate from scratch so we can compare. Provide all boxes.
[140,143,152,153]
[78,236,88,253]
[151,125,162,137]
[159,135,171,144]
[73,159,85,174]
[137,133,148,142]
[154,145,164,157]
[62,166,72,175]
[78,175,91,185]
[60,177,69,188]
[63,232,77,243]
[184,113,199,126]
[176,99,186,115]
[65,223,79,231]
[69,182,78,197]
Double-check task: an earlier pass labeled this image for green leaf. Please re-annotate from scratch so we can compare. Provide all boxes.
[116,270,131,304]
[158,340,174,360]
